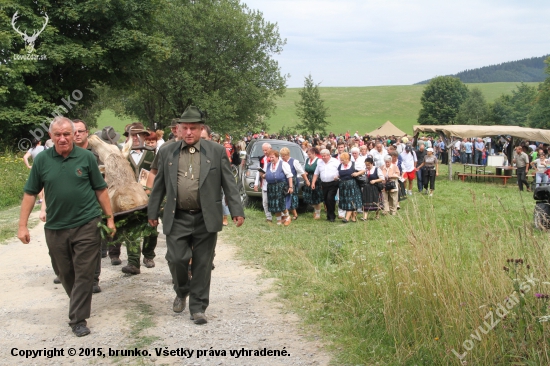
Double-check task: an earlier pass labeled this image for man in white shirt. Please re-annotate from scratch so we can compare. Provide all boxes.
[369,142,388,168]
[311,149,340,222]
[254,142,273,222]
[399,145,417,195]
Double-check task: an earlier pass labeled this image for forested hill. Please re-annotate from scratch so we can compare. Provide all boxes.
[416,55,549,84]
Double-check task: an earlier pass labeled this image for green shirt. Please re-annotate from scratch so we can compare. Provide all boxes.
[24,145,107,230]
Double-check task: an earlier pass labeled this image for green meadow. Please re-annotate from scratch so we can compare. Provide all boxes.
[263,82,540,135]
[96,82,539,137]
[222,165,550,365]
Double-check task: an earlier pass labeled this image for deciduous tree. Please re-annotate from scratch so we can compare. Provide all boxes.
[417,76,469,125]
[456,87,489,125]
[0,0,166,148]
[110,0,287,137]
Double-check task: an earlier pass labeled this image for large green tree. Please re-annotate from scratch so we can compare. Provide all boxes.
[108,0,287,137]
[455,87,489,125]
[0,0,166,147]
[417,76,469,125]
[295,74,330,135]
[529,57,550,129]
[488,83,537,126]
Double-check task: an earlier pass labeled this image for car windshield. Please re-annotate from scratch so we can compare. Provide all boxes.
[250,142,305,163]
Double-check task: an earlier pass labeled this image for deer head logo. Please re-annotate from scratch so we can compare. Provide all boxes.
[11,11,49,54]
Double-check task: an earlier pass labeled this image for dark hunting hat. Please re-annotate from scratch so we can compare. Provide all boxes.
[178,106,205,123]
[170,118,179,128]
[123,122,149,137]
[94,126,120,144]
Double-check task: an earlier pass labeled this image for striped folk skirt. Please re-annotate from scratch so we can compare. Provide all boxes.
[267,181,288,213]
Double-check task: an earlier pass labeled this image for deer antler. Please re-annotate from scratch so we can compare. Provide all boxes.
[11,11,28,38]
[30,13,48,39]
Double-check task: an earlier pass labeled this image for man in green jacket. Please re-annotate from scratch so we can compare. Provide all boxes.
[148,106,245,325]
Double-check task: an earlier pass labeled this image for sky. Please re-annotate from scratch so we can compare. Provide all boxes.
[242,0,550,88]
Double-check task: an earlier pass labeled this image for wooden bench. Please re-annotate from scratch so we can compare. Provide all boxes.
[457,173,511,185]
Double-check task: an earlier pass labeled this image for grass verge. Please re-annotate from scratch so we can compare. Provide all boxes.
[223,163,550,365]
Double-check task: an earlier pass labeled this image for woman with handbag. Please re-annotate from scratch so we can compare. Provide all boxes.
[361,157,384,220]
[336,153,363,223]
[303,147,324,219]
[381,156,400,215]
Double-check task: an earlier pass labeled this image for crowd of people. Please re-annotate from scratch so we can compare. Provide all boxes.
[246,130,550,222]
[252,133,440,224]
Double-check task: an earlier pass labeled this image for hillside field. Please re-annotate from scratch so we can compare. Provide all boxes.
[96,82,539,136]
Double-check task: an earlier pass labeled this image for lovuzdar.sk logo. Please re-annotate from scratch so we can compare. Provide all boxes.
[11,10,48,60]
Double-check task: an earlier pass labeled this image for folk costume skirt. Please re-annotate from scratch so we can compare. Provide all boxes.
[363,182,383,211]
[285,177,299,210]
[338,179,362,211]
[303,173,324,205]
[267,181,288,213]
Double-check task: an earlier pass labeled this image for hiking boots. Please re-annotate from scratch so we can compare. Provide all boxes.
[173,295,188,313]
[190,312,207,325]
[143,257,155,268]
[121,264,140,275]
[111,257,122,265]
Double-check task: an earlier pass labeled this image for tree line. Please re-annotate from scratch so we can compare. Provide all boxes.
[416,55,549,84]
[1,0,287,148]
[417,57,550,129]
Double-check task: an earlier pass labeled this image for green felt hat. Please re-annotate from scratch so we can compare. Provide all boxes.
[178,106,205,123]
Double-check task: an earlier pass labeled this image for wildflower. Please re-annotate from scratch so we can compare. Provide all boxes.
[503,266,509,272]
[434,337,439,341]
[535,293,543,298]
[527,264,531,270]
[538,315,550,323]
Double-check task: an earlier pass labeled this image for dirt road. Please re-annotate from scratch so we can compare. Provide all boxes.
[0,218,330,365]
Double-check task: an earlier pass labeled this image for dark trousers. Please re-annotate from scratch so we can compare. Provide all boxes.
[167,210,217,314]
[474,151,483,165]
[441,150,448,165]
[465,153,472,164]
[321,181,339,220]
[44,217,101,326]
[107,237,122,259]
[127,232,158,267]
[416,168,424,192]
[423,169,436,191]
[517,166,530,191]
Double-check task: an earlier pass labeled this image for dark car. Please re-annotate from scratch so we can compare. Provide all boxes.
[240,139,307,206]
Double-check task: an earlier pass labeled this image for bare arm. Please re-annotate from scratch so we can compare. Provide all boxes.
[23,151,32,169]
[95,188,116,236]
[17,193,37,244]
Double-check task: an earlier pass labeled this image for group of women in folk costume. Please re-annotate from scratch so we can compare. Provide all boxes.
[262,148,309,226]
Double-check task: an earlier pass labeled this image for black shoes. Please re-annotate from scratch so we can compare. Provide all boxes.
[93,283,101,293]
[111,257,122,265]
[53,276,61,284]
[72,323,90,337]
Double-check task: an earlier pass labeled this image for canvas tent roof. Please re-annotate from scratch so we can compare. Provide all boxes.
[368,121,407,137]
[413,125,550,144]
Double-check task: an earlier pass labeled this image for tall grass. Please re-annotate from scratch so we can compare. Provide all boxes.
[0,150,29,209]
[223,166,550,365]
